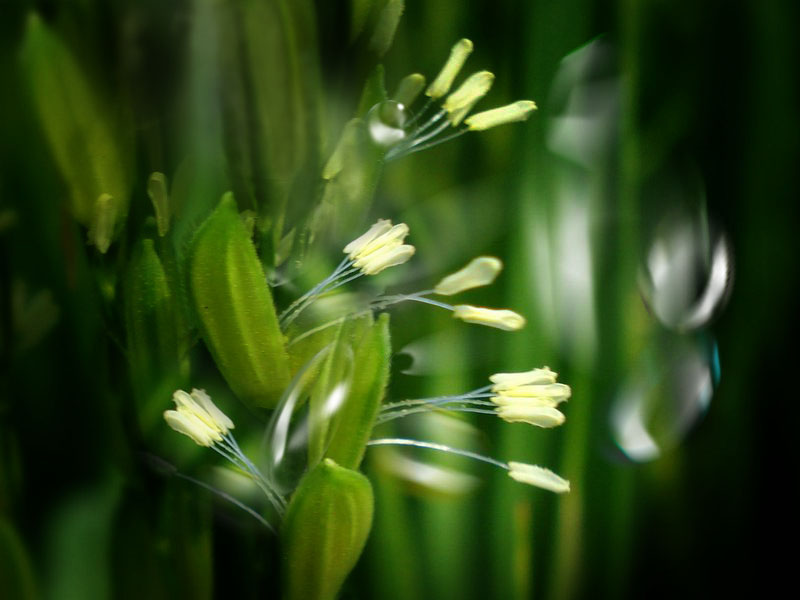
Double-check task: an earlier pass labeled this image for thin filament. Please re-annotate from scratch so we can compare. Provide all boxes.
[367,438,509,471]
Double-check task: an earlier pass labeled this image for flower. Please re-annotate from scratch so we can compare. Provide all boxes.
[490,367,570,425]
[452,305,526,331]
[434,256,503,295]
[164,388,234,447]
[507,462,570,493]
[344,219,415,275]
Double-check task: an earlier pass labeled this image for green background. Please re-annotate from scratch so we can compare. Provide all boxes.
[1,0,797,598]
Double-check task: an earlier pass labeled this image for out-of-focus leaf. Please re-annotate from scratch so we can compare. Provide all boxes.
[147,173,171,237]
[20,13,131,235]
[215,0,323,256]
[350,0,375,40]
[189,193,290,408]
[10,280,59,356]
[0,519,37,600]
[315,118,384,240]
[43,478,121,600]
[282,459,374,600]
[369,0,404,57]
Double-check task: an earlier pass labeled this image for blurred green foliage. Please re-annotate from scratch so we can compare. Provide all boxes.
[1,0,798,599]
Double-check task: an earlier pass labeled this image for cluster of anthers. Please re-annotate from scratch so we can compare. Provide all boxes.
[371,366,570,494]
[165,219,571,530]
[164,389,286,521]
[378,38,538,161]
[281,219,526,333]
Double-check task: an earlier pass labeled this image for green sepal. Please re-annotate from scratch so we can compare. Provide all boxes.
[282,459,374,600]
[189,193,290,408]
[124,239,182,435]
[325,312,391,469]
[20,13,131,232]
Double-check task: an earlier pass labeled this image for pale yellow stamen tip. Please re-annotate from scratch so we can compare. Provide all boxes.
[393,73,426,107]
[434,256,503,295]
[345,219,415,275]
[507,462,570,493]
[497,405,565,428]
[426,38,474,99]
[452,305,526,331]
[165,388,234,446]
[442,71,495,125]
[465,100,538,131]
[489,367,558,388]
[164,409,222,447]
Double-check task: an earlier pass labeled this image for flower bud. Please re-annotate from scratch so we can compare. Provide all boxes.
[282,459,374,600]
[189,193,290,408]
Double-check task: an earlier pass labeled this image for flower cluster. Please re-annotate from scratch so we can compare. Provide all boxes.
[166,220,571,501]
[164,388,285,516]
[382,38,538,160]
[164,388,234,447]
[343,219,415,275]
[374,366,571,493]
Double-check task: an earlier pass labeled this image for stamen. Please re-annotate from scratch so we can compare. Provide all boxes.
[172,470,277,533]
[367,438,510,471]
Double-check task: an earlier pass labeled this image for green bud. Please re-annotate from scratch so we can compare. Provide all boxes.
[88,193,119,254]
[124,239,181,433]
[282,459,374,600]
[21,13,131,229]
[325,313,391,469]
[189,193,290,408]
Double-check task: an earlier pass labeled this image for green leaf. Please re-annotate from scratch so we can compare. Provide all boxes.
[282,459,374,600]
[325,312,391,469]
[189,193,290,408]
